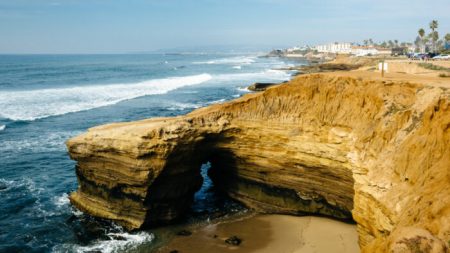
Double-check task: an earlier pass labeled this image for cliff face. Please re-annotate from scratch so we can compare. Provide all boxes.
[67,75,450,252]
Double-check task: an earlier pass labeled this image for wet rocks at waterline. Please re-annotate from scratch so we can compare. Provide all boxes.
[67,74,450,252]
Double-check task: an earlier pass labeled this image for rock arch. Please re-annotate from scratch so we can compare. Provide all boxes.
[67,75,450,252]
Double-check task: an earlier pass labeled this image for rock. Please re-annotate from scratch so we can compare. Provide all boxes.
[169,250,179,253]
[176,230,192,236]
[67,74,450,252]
[225,235,242,246]
[247,82,280,91]
[299,63,361,74]
[109,234,127,241]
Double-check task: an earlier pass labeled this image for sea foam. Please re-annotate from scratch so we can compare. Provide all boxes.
[194,56,256,65]
[53,231,154,253]
[214,69,290,82]
[0,131,81,153]
[0,125,5,131]
[0,74,212,121]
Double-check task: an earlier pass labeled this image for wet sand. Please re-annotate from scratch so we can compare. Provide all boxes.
[157,214,360,253]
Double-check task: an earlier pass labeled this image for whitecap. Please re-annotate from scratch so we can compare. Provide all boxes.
[236,87,250,93]
[53,193,70,208]
[0,125,5,131]
[194,56,256,65]
[0,131,81,153]
[0,73,212,121]
[167,102,201,111]
[206,98,226,105]
[213,69,290,82]
[53,231,154,253]
[72,208,84,217]
[0,177,43,195]
[232,65,242,69]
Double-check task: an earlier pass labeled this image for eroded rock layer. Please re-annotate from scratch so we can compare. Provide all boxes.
[67,75,450,252]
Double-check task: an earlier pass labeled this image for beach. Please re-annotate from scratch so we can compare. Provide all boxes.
[157,214,359,253]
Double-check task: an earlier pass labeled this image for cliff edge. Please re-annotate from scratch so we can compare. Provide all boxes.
[67,74,450,252]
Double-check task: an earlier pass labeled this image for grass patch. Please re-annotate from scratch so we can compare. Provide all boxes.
[418,63,450,72]
[439,73,450,78]
[300,63,361,74]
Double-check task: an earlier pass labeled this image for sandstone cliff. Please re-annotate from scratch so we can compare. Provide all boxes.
[67,74,450,252]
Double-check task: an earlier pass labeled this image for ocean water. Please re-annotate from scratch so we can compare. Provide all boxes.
[0,53,301,252]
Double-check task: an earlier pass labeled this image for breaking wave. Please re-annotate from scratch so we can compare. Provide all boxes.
[0,74,212,121]
[53,231,154,253]
[213,69,290,82]
[194,56,256,65]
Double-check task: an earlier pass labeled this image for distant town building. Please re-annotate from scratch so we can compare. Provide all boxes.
[350,46,392,56]
[376,48,392,55]
[316,42,352,54]
[351,46,378,56]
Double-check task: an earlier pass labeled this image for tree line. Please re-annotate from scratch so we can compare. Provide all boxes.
[416,20,449,53]
[358,20,449,54]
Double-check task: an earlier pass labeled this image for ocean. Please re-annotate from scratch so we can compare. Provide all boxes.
[0,53,302,252]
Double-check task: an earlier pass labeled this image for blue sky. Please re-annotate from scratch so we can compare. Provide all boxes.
[0,0,449,53]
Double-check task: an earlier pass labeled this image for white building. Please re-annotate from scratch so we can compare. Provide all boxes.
[351,46,379,56]
[350,46,392,56]
[316,42,352,54]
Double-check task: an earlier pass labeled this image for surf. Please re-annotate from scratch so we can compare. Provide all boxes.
[0,74,212,121]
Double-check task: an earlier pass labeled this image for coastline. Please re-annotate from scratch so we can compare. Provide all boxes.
[66,56,450,252]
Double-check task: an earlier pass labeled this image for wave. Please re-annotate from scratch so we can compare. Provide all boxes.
[232,65,242,69]
[0,125,5,131]
[0,131,81,153]
[0,74,212,121]
[213,69,291,82]
[236,87,251,93]
[194,56,256,65]
[167,102,202,111]
[206,98,226,105]
[53,231,154,253]
[53,193,70,208]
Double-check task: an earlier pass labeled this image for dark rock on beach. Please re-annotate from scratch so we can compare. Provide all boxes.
[176,230,192,236]
[225,235,242,246]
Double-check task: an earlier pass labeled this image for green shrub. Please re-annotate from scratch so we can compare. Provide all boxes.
[418,63,450,72]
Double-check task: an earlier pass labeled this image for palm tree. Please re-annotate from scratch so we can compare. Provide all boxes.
[388,40,394,48]
[429,20,438,52]
[394,40,398,47]
[445,33,450,49]
[418,28,425,53]
[414,37,421,52]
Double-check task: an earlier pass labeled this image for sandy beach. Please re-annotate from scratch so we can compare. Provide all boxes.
[157,214,359,253]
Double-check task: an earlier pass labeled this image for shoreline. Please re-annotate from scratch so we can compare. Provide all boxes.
[66,56,450,252]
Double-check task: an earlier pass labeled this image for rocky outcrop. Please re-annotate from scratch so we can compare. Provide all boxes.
[67,74,450,252]
[247,82,284,91]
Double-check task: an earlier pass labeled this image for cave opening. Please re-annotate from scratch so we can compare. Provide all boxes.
[190,161,245,218]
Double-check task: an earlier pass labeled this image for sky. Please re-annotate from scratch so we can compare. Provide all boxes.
[0,0,449,54]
